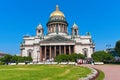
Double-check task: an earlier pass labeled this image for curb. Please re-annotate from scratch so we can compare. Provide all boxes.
[80,67,99,80]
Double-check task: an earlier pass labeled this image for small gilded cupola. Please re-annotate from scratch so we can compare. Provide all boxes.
[71,22,79,36]
[36,24,44,36]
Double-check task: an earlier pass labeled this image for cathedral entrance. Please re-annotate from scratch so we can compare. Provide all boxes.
[46,46,50,60]
[56,46,59,56]
[66,46,69,55]
[40,45,75,61]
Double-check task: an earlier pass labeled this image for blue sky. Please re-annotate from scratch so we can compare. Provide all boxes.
[0,0,120,54]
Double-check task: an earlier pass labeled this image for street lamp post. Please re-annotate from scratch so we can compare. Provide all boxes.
[106,44,111,52]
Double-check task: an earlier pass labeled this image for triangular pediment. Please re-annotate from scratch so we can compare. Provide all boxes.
[40,35,75,43]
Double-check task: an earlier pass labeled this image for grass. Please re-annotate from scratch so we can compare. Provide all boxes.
[0,65,91,80]
[96,69,105,80]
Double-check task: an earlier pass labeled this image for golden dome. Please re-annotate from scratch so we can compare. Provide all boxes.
[50,5,65,17]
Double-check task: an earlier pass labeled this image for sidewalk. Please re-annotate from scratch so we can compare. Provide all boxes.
[81,64,120,80]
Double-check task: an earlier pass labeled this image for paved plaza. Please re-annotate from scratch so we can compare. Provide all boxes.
[82,64,120,80]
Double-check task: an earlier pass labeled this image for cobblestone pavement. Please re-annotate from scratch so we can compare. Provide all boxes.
[81,64,120,80]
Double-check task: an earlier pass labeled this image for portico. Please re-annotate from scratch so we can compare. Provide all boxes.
[40,45,75,61]
[39,35,75,61]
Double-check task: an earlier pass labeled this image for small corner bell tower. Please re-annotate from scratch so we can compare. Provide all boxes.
[36,24,44,36]
[71,23,79,36]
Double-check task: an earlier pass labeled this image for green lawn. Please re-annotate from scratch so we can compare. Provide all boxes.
[96,70,105,80]
[0,65,91,80]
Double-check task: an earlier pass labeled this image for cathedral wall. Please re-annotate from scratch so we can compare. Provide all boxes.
[75,44,93,58]
[21,49,26,57]
[81,46,92,58]
[80,39,90,44]
[25,40,34,45]
[21,45,40,62]
[22,47,33,57]
[75,45,82,54]
[80,36,91,38]
[34,38,40,43]
[32,45,40,62]
[74,38,81,43]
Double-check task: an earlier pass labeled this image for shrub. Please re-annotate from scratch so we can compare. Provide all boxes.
[115,40,120,56]
[17,56,25,62]
[2,54,12,64]
[11,55,18,63]
[24,56,33,62]
[0,54,33,64]
[54,53,85,62]
[54,54,69,63]
[69,53,85,62]
[0,62,5,65]
[92,51,114,62]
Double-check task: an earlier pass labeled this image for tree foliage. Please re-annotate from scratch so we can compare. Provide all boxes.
[115,40,120,56]
[69,53,85,62]
[2,54,12,63]
[0,54,33,64]
[92,51,114,62]
[54,53,85,63]
[11,55,18,62]
[54,54,69,63]
[24,56,33,62]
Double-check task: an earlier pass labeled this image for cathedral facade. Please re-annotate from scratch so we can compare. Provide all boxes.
[20,5,95,62]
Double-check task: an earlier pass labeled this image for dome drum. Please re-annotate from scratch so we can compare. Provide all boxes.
[49,16,66,21]
[47,22,68,26]
[47,22,68,34]
[47,19,68,26]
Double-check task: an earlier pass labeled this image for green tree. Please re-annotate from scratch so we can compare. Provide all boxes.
[17,56,25,62]
[92,51,114,62]
[0,54,33,65]
[11,55,18,63]
[69,53,85,62]
[0,57,5,62]
[54,53,85,62]
[54,54,69,63]
[24,56,33,62]
[2,54,12,64]
[77,54,85,59]
[115,40,120,56]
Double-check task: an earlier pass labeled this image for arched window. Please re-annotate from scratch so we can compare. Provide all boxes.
[74,29,77,35]
[28,52,31,57]
[82,48,88,58]
[27,49,33,57]
[38,30,41,33]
